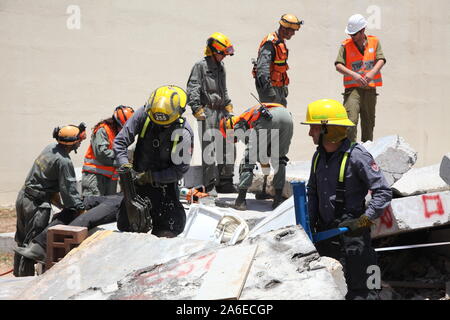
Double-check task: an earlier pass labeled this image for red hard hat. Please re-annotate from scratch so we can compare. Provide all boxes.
[113,105,135,127]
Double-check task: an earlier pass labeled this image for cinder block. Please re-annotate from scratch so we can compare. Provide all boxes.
[46,225,88,270]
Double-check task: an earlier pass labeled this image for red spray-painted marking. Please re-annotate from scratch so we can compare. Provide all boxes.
[422,195,445,218]
[377,205,393,232]
[137,251,217,287]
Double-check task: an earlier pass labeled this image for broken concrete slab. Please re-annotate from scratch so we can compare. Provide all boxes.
[391,164,450,197]
[439,153,450,186]
[247,196,296,239]
[240,226,345,300]
[74,226,345,300]
[0,276,38,300]
[248,161,311,199]
[362,135,417,186]
[372,191,450,238]
[195,244,258,300]
[13,224,345,300]
[15,230,219,300]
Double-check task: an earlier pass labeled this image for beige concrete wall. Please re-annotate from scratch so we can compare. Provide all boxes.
[1,0,449,206]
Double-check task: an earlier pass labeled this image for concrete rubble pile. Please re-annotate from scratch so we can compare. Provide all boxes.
[1,135,450,300]
[3,225,345,300]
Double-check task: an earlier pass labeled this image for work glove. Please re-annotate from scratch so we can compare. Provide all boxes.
[119,163,133,171]
[224,104,234,114]
[338,215,374,237]
[193,107,206,120]
[135,170,154,186]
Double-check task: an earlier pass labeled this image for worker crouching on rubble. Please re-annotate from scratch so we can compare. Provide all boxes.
[302,99,392,300]
[14,194,124,269]
[13,123,87,276]
[219,102,293,210]
[114,85,194,238]
[81,105,134,196]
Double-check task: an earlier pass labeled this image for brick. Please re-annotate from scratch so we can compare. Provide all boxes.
[46,225,88,270]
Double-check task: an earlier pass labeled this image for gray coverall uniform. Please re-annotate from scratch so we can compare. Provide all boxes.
[255,41,288,107]
[114,106,193,236]
[82,125,118,196]
[307,138,392,299]
[14,143,84,276]
[186,55,235,190]
[237,106,293,191]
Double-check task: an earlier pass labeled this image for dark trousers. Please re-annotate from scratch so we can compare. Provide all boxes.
[33,194,122,249]
[315,228,379,300]
[117,183,186,237]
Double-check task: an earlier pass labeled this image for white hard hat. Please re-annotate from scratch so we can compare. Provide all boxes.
[345,14,367,35]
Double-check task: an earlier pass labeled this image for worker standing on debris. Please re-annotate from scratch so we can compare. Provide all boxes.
[114,85,194,238]
[335,14,386,142]
[252,14,303,107]
[13,123,87,276]
[82,106,134,196]
[186,32,237,196]
[218,102,293,210]
[302,99,392,300]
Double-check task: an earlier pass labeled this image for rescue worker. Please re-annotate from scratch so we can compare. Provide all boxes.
[186,32,236,195]
[13,123,87,276]
[114,85,194,238]
[253,14,303,107]
[14,193,123,264]
[82,106,134,196]
[219,103,293,210]
[302,99,392,300]
[335,14,386,142]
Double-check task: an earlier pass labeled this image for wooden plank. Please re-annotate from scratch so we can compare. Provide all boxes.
[195,244,258,300]
[65,230,113,258]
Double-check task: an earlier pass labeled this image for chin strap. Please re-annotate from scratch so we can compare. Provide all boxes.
[318,122,328,148]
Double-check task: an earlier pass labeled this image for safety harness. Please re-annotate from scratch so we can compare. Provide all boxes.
[313,142,357,218]
[139,116,186,153]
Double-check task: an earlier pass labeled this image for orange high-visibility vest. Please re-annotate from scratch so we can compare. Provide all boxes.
[342,35,383,88]
[82,123,118,180]
[236,103,285,129]
[253,32,290,87]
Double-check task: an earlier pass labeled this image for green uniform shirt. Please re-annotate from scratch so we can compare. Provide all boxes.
[335,37,386,66]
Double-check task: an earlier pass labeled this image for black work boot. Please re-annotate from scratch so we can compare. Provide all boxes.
[272,189,285,209]
[14,242,46,264]
[216,181,237,194]
[233,189,248,211]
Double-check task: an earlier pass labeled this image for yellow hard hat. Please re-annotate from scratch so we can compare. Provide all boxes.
[145,85,187,126]
[205,32,234,56]
[301,99,355,127]
[279,14,304,31]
